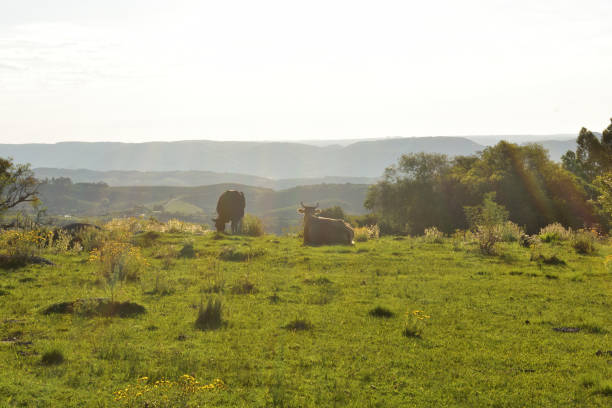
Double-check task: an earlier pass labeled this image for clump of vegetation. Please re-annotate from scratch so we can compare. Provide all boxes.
[283,318,313,331]
[354,224,380,242]
[179,240,196,258]
[241,214,265,236]
[465,193,509,255]
[539,223,572,242]
[0,229,48,268]
[571,229,597,254]
[113,375,226,406]
[201,265,225,294]
[423,226,444,243]
[195,298,224,330]
[135,230,161,248]
[369,306,395,318]
[218,246,265,262]
[43,298,146,318]
[498,221,523,242]
[530,253,566,266]
[303,276,332,285]
[403,309,430,338]
[41,349,64,366]
[230,275,257,294]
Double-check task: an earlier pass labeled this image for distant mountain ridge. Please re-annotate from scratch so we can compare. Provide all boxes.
[1,137,576,179]
[33,168,378,189]
[1,138,484,178]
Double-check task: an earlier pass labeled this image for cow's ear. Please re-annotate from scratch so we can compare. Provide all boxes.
[297,208,304,213]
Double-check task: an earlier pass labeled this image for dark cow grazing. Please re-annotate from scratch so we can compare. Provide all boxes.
[298,202,354,245]
[214,190,246,234]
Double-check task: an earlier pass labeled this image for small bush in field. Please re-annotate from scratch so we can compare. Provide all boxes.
[572,229,597,254]
[539,223,572,242]
[354,225,380,242]
[403,310,430,338]
[423,226,444,244]
[195,298,223,330]
[179,240,196,258]
[499,221,523,242]
[241,214,264,237]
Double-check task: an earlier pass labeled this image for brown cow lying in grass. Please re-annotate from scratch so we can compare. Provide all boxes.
[298,202,354,245]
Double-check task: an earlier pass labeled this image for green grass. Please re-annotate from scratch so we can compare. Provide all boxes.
[0,233,611,406]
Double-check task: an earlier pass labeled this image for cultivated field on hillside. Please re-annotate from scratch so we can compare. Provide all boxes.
[0,223,611,407]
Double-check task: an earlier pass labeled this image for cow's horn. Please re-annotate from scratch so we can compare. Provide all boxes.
[300,201,305,207]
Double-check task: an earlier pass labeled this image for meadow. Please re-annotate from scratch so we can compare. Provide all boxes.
[0,221,611,407]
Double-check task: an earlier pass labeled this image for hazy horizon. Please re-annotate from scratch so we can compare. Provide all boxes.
[1,0,611,144]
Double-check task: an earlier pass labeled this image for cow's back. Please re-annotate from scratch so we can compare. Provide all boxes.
[216,190,246,220]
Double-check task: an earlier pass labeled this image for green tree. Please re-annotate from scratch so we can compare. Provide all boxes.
[0,158,40,214]
[562,118,612,183]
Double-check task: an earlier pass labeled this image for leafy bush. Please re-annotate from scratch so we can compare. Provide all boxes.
[195,298,223,330]
[572,229,597,254]
[423,226,444,244]
[465,193,509,255]
[241,214,264,237]
[539,223,572,242]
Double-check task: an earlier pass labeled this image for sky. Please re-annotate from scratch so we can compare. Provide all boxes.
[0,0,611,144]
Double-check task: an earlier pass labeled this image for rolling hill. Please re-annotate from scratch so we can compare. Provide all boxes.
[36,181,370,233]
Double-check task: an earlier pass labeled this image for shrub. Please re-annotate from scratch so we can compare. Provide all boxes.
[73,226,105,251]
[499,221,523,242]
[354,225,380,242]
[241,214,264,237]
[572,229,597,254]
[423,226,444,244]
[179,241,196,258]
[474,224,503,255]
[195,298,223,330]
[41,349,64,366]
[369,306,395,318]
[539,223,572,242]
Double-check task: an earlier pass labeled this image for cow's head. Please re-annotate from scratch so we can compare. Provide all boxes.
[213,218,225,233]
[298,201,320,217]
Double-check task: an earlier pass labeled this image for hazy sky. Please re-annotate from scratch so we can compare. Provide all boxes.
[1,0,611,143]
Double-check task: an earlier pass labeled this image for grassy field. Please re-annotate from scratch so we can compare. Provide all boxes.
[0,229,611,407]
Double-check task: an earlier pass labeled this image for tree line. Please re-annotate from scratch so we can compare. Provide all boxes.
[364,118,612,235]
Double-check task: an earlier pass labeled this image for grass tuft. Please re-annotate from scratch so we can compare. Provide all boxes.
[195,298,223,331]
[41,349,64,366]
